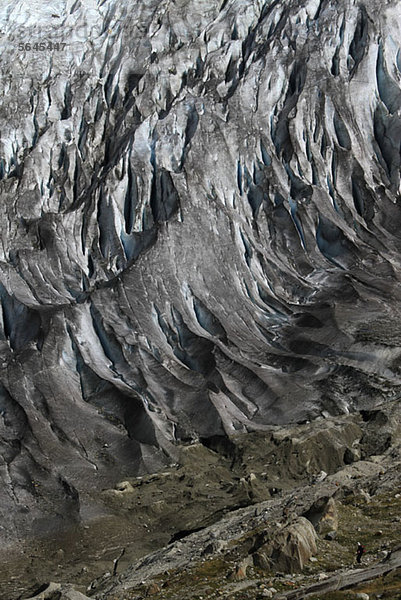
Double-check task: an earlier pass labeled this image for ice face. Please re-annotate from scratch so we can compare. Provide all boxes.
[0,0,401,541]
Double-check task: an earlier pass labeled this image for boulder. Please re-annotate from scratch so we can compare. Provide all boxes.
[255,517,317,573]
[25,583,91,600]
[344,447,361,464]
[317,497,338,535]
[227,562,248,581]
[303,496,339,535]
[115,481,135,494]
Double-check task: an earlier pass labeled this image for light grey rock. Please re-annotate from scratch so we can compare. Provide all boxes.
[25,583,91,600]
[257,517,317,573]
[24,583,62,599]
[0,0,400,547]
[317,497,338,535]
[359,489,372,503]
[314,471,328,483]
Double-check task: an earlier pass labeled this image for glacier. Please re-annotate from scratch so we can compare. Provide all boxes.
[0,0,400,542]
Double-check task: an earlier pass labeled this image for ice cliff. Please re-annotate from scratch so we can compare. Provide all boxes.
[0,0,401,540]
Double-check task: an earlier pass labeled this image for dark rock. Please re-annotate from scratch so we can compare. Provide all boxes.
[253,551,272,571]
[202,540,226,555]
[344,447,361,465]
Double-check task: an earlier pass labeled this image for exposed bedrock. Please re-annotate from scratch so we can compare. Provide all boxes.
[0,0,401,538]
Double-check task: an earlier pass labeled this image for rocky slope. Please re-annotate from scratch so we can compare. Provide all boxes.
[9,398,401,600]
[0,0,401,582]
